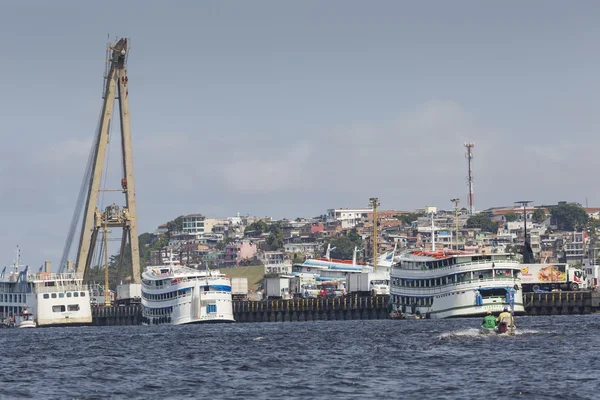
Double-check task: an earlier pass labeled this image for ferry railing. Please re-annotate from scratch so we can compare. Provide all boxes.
[393,259,519,273]
[35,284,90,293]
[391,276,520,295]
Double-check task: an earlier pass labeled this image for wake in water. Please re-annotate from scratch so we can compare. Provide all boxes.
[438,327,542,340]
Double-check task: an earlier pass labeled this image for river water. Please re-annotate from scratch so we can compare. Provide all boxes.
[1,315,599,399]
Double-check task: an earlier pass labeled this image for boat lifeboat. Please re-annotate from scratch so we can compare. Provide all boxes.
[15,305,36,328]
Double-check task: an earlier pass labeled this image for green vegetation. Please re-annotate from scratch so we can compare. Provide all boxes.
[323,228,363,259]
[244,220,268,237]
[166,216,184,238]
[532,209,547,223]
[550,203,589,231]
[221,265,264,290]
[504,212,518,222]
[395,213,423,225]
[266,223,284,250]
[466,213,498,233]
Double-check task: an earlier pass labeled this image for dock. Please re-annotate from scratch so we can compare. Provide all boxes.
[90,292,600,325]
[232,295,389,322]
[523,291,600,315]
[92,305,141,326]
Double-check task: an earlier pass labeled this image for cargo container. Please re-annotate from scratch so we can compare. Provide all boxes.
[231,277,249,301]
[116,283,141,306]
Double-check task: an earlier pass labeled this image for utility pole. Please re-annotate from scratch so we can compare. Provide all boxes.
[74,38,141,283]
[369,198,380,272]
[515,201,533,264]
[464,143,475,215]
[451,199,460,250]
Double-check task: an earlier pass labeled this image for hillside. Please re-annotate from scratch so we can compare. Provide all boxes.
[220,265,264,290]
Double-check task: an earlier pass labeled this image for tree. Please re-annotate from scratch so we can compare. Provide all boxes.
[465,213,498,233]
[504,212,518,222]
[216,237,235,250]
[395,213,423,226]
[532,209,547,224]
[266,224,284,250]
[166,215,184,238]
[347,228,361,243]
[550,204,589,231]
[244,220,268,237]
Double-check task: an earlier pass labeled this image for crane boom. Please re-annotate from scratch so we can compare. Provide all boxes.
[75,38,141,284]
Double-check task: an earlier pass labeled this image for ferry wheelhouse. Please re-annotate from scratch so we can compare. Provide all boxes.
[390,251,524,319]
[141,263,234,325]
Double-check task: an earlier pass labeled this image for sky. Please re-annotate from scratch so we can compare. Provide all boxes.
[0,1,599,267]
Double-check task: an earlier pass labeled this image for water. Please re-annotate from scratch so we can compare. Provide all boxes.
[1,315,599,399]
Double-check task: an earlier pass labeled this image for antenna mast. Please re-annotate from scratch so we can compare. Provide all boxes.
[464,142,475,215]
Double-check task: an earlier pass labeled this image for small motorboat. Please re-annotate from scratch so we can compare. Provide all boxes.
[480,322,516,335]
[15,305,36,328]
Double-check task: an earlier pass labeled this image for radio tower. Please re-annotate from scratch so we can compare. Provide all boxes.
[464,142,475,215]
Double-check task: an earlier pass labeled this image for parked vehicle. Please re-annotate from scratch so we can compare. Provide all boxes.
[520,264,587,292]
[347,272,390,296]
[231,277,249,301]
[116,283,141,306]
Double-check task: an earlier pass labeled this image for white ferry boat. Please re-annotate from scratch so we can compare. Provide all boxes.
[390,251,524,319]
[141,262,235,325]
[0,251,92,327]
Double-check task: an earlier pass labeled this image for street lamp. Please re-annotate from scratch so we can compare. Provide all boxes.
[451,199,460,251]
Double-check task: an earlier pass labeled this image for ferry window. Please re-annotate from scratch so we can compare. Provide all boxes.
[59,293,65,298]
[68,305,80,311]
[43,294,49,299]
[52,305,66,312]
[74,292,79,297]
[67,292,72,298]
[204,286,210,291]
[51,293,57,298]
[80,292,86,297]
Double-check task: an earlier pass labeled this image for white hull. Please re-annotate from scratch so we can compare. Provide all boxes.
[141,265,235,326]
[390,252,524,319]
[1,272,92,327]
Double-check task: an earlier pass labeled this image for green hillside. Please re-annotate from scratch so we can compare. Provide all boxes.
[220,265,264,290]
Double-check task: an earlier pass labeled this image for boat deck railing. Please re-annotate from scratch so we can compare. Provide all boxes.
[393,260,519,274]
[391,276,519,295]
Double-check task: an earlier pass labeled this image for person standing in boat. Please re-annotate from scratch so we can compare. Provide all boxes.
[482,310,497,329]
[497,307,514,328]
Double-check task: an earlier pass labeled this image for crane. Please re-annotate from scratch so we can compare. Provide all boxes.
[72,38,141,283]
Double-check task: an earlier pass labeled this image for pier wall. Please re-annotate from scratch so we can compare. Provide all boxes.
[232,295,389,323]
[523,291,600,316]
[92,305,141,326]
[90,292,600,325]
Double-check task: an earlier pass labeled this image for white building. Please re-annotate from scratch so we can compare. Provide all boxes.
[326,208,370,229]
[181,214,217,238]
[263,252,292,275]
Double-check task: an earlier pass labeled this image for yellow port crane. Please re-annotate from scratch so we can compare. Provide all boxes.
[70,38,141,283]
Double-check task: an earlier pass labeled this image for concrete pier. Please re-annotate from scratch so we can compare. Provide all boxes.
[92,305,141,326]
[523,291,600,316]
[89,292,600,326]
[232,295,390,323]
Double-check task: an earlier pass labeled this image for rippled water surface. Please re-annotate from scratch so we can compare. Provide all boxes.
[1,315,599,399]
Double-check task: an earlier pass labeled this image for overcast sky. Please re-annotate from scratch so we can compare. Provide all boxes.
[1,1,599,267]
